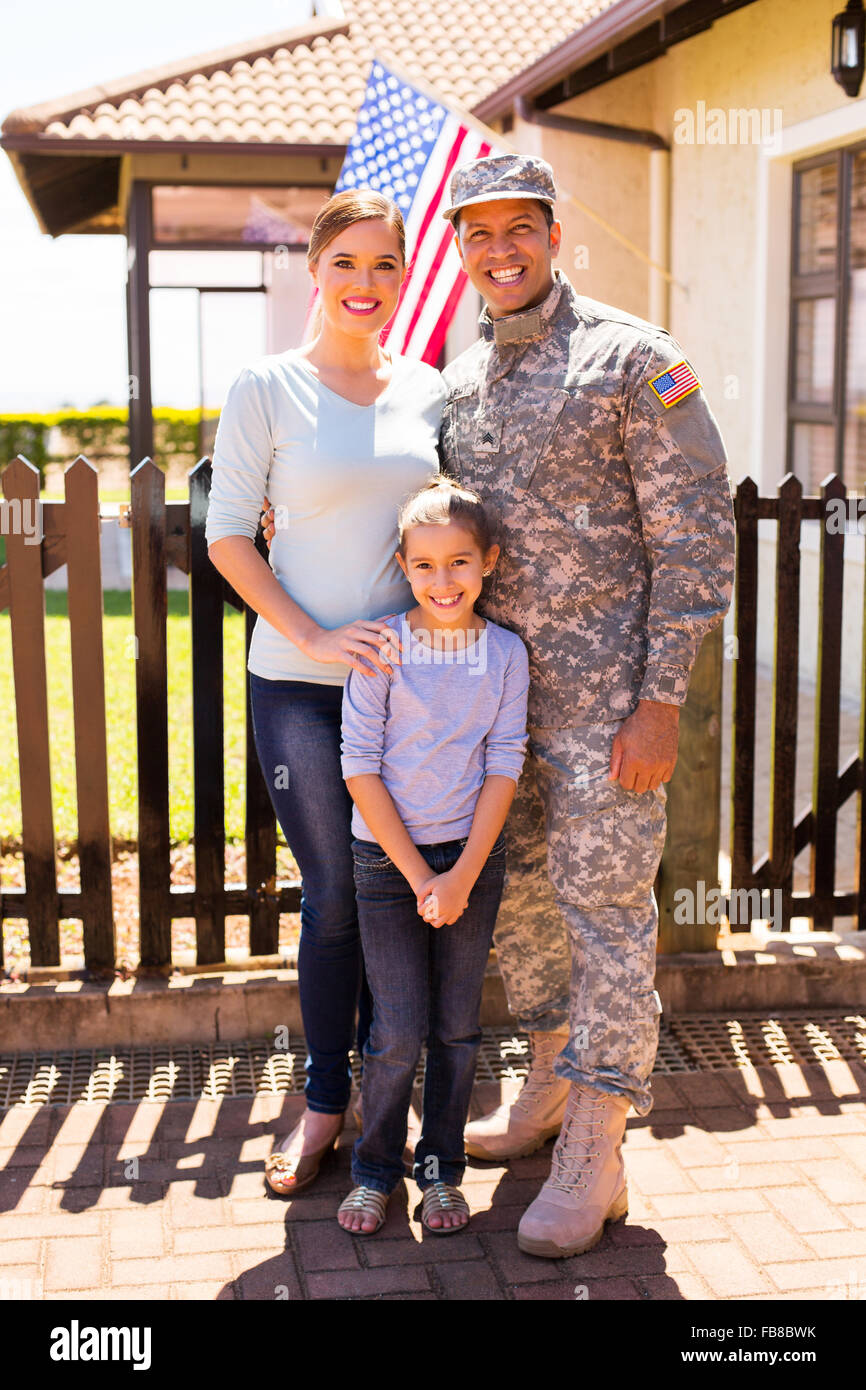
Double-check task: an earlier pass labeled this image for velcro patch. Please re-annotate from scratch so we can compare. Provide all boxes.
[648,360,701,407]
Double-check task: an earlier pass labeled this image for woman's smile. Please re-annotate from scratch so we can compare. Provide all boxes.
[342,296,383,316]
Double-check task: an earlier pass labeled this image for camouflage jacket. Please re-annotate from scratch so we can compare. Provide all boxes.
[440,270,736,729]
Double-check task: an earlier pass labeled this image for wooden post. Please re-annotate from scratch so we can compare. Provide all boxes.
[655,623,724,953]
[126,182,154,469]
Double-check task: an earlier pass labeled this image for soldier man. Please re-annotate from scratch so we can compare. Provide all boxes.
[436,153,735,1257]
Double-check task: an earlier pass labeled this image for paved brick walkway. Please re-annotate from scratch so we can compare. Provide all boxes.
[2,1060,865,1302]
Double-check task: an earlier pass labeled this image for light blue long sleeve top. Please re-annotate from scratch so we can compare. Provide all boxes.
[340,612,530,844]
[204,350,446,684]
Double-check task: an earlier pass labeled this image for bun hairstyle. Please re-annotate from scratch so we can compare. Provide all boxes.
[397,474,498,560]
[307,189,406,336]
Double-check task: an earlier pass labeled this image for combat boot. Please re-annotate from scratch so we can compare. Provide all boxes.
[463,1028,570,1161]
[517,1081,630,1257]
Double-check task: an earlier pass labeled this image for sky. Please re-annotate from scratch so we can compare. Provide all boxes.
[0,0,314,412]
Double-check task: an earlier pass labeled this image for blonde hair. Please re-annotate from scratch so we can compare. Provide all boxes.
[397,475,498,559]
[307,189,406,336]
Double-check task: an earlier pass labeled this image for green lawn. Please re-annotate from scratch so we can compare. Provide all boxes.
[0,591,249,846]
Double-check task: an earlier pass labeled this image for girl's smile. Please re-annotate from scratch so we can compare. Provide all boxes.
[395,520,499,634]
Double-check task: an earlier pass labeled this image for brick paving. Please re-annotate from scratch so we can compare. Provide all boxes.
[2,1060,865,1302]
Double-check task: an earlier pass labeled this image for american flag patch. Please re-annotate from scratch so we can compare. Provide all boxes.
[648,360,701,407]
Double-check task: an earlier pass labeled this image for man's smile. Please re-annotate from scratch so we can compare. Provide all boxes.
[487,266,526,286]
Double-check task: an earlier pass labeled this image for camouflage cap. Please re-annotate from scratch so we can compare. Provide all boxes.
[442,153,557,225]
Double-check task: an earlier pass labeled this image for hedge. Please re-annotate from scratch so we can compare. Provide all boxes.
[0,408,222,482]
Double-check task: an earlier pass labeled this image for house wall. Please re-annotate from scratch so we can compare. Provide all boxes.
[505,0,864,705]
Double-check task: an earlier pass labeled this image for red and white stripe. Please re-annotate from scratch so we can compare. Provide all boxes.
[659,361,700,405]
[382,115,494,363]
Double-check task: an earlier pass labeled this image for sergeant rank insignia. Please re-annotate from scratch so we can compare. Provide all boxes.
[648,360,701,407]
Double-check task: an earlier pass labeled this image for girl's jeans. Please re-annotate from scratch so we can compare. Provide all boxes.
[249,674,371,1115]
[350,831,507,1195]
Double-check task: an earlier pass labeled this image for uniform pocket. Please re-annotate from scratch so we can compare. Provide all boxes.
[508,387,570,491]
[547,778,667,910]
[568,776,626,820]
[639,379,728,480]
[440,383,477,480]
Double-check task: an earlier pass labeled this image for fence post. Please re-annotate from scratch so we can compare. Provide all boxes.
[189,459,226,964]
[1,455,59,965]
[131,458,172,966]
[65,456,114,969]
[656,624,724,954]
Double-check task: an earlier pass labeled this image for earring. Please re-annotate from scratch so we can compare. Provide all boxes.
[482,569,491,576]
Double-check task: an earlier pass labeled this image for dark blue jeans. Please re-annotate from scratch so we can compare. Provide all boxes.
[249,673,372,1114]
[350,832,507,1195]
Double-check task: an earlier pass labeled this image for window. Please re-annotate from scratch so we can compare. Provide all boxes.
[788,144,866,491]
[151,185,329,248]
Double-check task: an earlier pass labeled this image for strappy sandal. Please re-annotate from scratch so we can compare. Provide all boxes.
[420,1181,470,1235]
[337,1185,389,1236]
[264,1116,344,1198]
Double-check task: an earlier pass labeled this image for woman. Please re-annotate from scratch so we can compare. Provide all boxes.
[205,190,445,1195]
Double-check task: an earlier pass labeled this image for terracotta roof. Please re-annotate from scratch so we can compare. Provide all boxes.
[2,1,618,147]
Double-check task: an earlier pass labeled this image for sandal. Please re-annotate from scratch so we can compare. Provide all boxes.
[420,1181,470,1235]
[264,1115,344,1198]
[337,1185,389,1236]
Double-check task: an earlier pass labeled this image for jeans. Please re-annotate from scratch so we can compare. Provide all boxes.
[350,832,507,1195]
[249,673,372,1114]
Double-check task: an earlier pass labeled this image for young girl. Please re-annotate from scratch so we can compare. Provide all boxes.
[337,476,530,1236]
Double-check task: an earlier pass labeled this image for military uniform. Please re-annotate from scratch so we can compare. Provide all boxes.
[440,262,735,1117]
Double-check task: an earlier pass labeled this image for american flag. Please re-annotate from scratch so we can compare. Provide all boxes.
[648,360,701,407]
[308,60,503,364]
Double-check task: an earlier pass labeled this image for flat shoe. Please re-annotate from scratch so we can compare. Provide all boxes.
[337,1185,389,1235]
[264,1116,344,1197]
[420,1181,470,1236]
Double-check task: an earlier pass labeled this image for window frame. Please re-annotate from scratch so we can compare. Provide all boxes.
[787,141,866,485]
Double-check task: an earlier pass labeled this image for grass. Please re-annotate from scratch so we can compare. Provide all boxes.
[0,590,249,846]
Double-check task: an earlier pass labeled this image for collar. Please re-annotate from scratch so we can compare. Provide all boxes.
[479,270,566,347]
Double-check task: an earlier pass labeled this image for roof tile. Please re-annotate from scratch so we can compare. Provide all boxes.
[6,0,614,146]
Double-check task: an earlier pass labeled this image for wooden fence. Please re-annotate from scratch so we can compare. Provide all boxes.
[0,455,863,974]
[728,473,864,931]
[0,455,298,971]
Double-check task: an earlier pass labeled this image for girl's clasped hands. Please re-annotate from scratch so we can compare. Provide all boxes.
[416,868,471,928]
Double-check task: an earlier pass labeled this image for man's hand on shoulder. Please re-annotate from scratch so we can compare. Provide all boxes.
[260,494,275,548]
[609,699,679,793]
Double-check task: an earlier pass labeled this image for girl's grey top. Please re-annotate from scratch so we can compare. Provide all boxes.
[204,350,446,684]
[340,612,530,844]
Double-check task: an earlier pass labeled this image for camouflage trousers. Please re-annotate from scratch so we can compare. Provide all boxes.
[493,720,668,1118]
